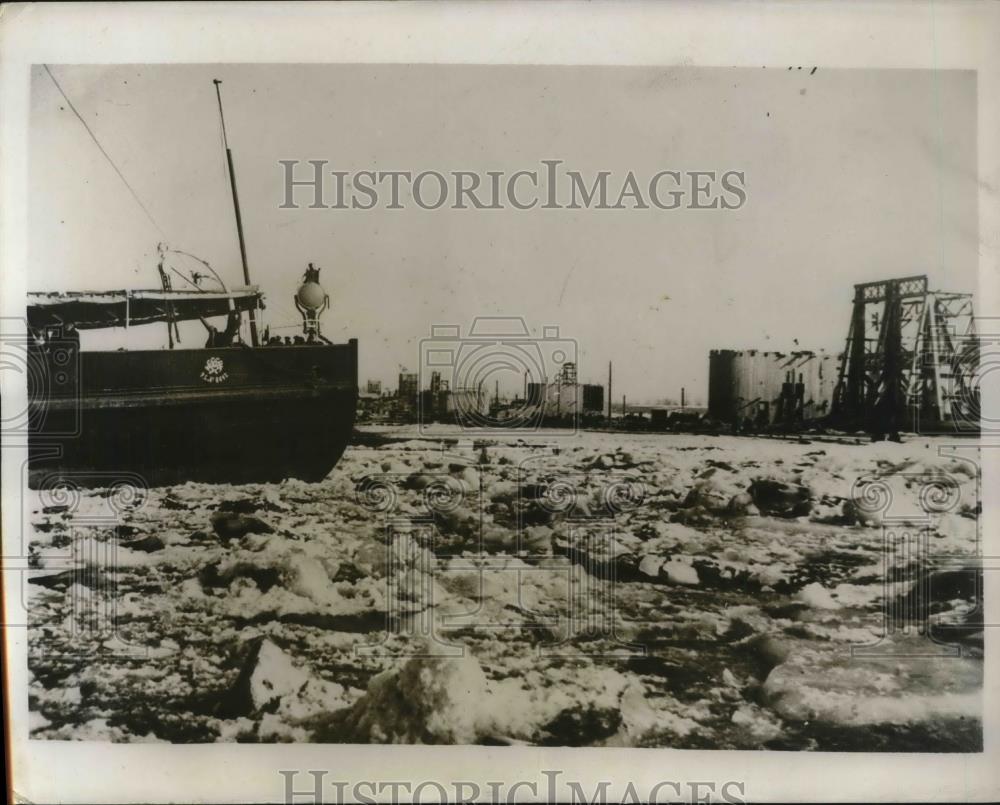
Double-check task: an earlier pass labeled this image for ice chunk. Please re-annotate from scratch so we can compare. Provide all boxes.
[662,559,699,586]
[796,582,841,610]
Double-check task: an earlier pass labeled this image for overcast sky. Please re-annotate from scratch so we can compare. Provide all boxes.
[29,64,977,403]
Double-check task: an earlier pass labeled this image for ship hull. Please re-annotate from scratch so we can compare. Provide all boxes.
[28,341,358,488]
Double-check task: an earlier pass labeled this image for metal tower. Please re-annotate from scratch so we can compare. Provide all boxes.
[832,275,977,434]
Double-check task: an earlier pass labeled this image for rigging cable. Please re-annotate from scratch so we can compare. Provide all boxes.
[167,266,208,292]
[43,64,168,240]
[165,248,228,292]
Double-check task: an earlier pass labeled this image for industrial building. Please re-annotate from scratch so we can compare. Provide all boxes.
[418,371,445,419]
[446,388,488,418]
[708,349,840,428]
[418,372,489,421]
[416,370,488,422]
[394,371,419,419]
[526,362,605,418]
[398,371,418,404]
[357,379,393,422]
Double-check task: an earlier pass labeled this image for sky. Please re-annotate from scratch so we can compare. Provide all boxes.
[29,64,977,404]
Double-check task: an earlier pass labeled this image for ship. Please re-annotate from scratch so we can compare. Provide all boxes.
[27,79,358,488]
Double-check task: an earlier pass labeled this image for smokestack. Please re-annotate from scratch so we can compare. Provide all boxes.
[608,361,612,421]
[681,387,685,407]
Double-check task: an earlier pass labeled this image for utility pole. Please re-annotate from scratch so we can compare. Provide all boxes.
[607,361,612,422]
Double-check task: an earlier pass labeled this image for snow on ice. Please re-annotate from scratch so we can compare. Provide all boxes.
[26,428,982,749]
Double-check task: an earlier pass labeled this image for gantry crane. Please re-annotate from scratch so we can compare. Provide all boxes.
[832,275,977,435]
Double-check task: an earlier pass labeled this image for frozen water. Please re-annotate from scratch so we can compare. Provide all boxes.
[26,427,982,748]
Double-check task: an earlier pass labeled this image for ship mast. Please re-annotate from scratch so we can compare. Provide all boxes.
[213,79,260,347]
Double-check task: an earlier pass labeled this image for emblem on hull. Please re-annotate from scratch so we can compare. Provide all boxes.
[200,356,229,383]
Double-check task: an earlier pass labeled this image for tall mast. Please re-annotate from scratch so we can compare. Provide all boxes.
[213,79,259,347]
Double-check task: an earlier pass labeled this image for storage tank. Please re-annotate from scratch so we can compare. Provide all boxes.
[708,349,841,426]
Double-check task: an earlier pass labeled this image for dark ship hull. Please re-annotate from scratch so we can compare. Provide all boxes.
[28,340,358,488]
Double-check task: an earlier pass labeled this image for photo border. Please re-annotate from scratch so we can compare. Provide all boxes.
[2,2,999,802]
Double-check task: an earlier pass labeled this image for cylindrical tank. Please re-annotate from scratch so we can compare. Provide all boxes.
[708,348,840,425]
